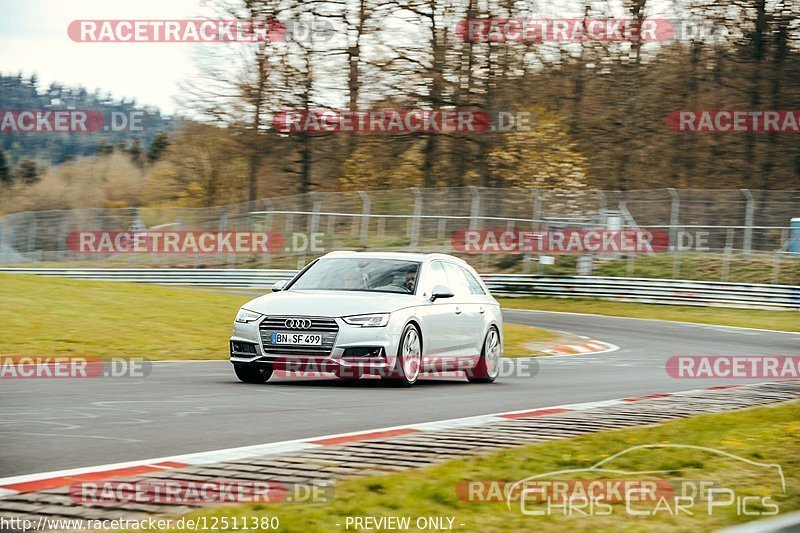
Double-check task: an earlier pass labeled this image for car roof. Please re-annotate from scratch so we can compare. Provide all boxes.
[321,250,469,265]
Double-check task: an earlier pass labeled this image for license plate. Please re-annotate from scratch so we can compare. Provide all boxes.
[271,332,322,346]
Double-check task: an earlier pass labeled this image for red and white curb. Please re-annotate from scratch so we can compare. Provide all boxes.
[541,338,619,356]
[0,383,747,498]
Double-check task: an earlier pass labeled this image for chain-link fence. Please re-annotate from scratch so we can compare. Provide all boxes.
[1,187,798,284]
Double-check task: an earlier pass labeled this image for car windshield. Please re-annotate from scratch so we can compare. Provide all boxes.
[290,258,421,294]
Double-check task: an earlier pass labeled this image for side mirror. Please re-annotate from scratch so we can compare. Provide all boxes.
[272,280,288,292]
[430,285,454,302]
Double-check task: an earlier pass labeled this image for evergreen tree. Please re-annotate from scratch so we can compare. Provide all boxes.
[0,150,10,185]
[147,131,170,162]
[16,159,40,184]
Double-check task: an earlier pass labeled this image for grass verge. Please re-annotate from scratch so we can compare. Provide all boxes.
[499,296,800,333]
[0,274,248,360]
[503,323,560,357]
[0,274,556,360]
[149,400,800,532]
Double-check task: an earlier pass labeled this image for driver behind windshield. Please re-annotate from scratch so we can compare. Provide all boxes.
[374,267,418,293]
[404,270,416,292]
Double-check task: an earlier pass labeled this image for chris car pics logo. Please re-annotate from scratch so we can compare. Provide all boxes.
[498,444,784,517]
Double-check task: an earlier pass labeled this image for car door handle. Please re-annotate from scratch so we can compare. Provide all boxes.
[479,306,485,314]
[455,306,462,315]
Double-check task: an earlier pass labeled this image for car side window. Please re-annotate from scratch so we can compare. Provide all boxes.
[442,262,471,297]
[461,266,486,295]
[426,261,450,294]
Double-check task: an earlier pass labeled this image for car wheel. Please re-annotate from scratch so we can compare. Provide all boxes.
[384,323,422,387]
[233,363,273,384]
[467,327,501,383]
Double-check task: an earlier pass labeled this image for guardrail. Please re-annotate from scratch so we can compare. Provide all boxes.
[1,268,798,310]
[487,274,800,310]
[0,268,298,287]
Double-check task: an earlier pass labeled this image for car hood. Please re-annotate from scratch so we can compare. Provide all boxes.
[242,290,420,317]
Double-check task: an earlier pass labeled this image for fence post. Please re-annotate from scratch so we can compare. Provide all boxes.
[260,199,274,268]
[26,212,37,263]
[722,227,734,281]
[302,192,322,266]
[741,188,754,256]
[666,188,681,278]
[309,193,321,235]
[357,191,370,246]
[285,213,294,237]
[469,186,480,231]
[409,187,422,251]
[596,190,607,224]
[771,253,781,284]
[667,188,679,251]
[532,189,542,230]
[260,199,274,230]
[522,190,539,273]
[219,207,236,268]
[772,229,788,283]
[56,213,68,262]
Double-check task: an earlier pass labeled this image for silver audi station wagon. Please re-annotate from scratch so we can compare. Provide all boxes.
[230,251,503,387]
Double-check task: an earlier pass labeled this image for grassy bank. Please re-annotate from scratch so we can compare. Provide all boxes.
[0,274,557,360]
[502,323,559,357]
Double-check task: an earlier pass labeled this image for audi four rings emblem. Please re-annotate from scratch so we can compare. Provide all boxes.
[285,318,312,329]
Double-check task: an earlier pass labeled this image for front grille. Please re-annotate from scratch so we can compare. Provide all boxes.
[259,316,339,357]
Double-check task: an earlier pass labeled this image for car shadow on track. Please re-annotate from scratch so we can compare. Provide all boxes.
[231,376,479,388]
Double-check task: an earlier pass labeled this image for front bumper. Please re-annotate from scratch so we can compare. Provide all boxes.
[230,316,402,375]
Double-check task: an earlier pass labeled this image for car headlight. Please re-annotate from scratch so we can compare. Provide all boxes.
[342,313,390,327]
[235,309,263,323]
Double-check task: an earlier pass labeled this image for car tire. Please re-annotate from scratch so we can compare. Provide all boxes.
[467,327,501,384]
[384,323,422,387]
[233,363,273,384]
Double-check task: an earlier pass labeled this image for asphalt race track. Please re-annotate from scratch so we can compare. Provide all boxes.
[1,309,798,477]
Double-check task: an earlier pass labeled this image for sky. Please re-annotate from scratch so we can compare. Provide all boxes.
[0,0,214,114]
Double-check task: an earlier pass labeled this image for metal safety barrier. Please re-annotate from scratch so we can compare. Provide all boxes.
[1,268,798,310]
[485,274,800,310]
[0,268,297,288]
